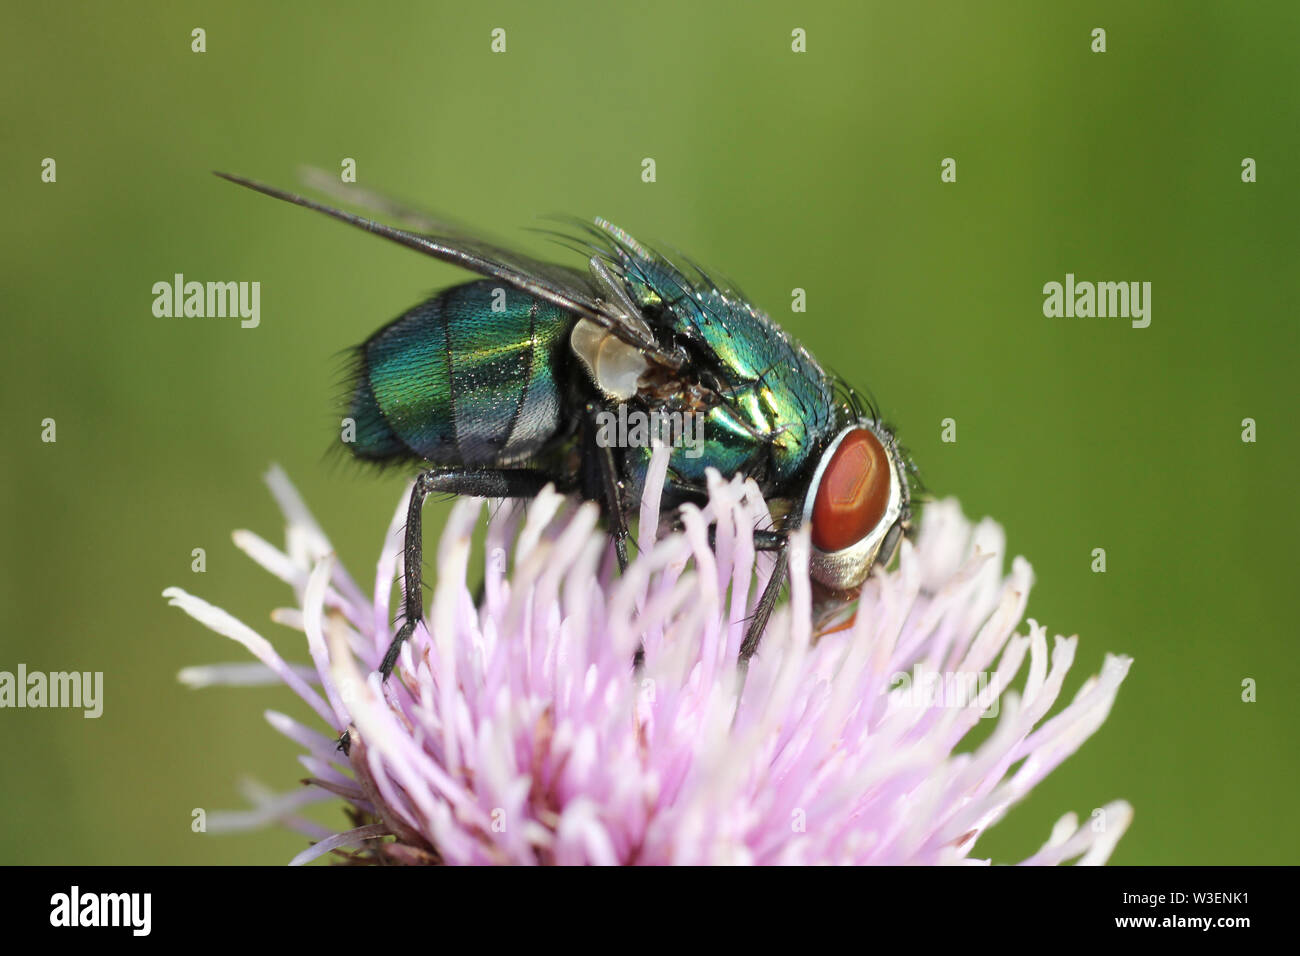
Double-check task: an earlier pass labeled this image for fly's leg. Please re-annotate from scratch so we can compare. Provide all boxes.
[699,523,789,669]
[581,401,638,670]
[739,531,788,667]
[380,467,551,681]
[583,402,631,572]
[338,467,549,754]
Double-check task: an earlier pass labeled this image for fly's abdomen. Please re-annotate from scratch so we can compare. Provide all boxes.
[347,280,574,465]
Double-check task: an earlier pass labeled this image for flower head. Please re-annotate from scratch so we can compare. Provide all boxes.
[166,449,1132,865]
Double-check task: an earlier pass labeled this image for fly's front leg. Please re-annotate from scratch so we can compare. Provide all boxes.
[699,521,789,666]
[739,531,788,665]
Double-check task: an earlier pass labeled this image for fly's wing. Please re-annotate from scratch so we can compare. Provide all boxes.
[215,172,682,370]
[296,166,501,238]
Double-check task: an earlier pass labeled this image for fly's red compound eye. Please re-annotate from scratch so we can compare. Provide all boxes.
[810,427,892,552]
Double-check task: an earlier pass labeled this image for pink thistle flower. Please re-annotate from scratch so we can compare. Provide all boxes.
[165,448,1132,865]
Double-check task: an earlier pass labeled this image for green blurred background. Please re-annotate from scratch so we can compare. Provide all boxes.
[3,1,1297,865]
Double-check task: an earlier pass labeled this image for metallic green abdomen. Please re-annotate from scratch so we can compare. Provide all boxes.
[347,281,573,465]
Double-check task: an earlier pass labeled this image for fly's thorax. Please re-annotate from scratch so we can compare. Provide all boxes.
[581,377,835,496]
[801,419,911,592]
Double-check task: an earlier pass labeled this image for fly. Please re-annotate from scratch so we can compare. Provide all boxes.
[217,172,915,688]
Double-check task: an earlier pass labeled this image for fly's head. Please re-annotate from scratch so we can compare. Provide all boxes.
[801,418,913,606]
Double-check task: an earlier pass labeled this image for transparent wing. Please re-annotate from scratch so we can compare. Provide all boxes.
[215,172,682,369]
